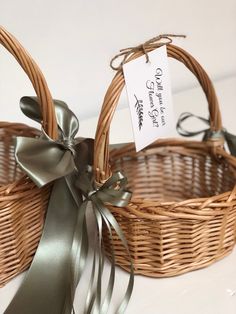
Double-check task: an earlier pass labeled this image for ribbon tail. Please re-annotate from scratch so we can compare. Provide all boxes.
[97,202,134,314]
[85,244,97,314]
[85,233,105,314]
[70,200,89,291]
[69,215,89,314]
[224,131,236,157]
[74,211,89,287]
[62,200,89,314]
[4,178,80,314]
[74,170,133,313]
[92,208,103,314]
[101,215,115,314]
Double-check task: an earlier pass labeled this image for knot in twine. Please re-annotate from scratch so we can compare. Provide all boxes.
[110,34,186,71]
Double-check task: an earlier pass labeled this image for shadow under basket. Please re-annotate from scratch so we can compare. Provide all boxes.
[0,124,50,287]
[102,141,236,277]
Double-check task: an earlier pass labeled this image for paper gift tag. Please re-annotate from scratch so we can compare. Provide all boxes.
[123,45,174,152]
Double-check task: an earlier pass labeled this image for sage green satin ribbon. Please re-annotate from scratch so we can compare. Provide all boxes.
[5,97,133,314]
[75,171,134,314]
[176,112,236,156]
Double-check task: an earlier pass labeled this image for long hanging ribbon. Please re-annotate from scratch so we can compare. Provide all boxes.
[176,111,236,156]
[5,97,134,314]
[76,171,134,314]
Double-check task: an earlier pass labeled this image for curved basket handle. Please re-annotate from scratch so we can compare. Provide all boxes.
[0,26,58,139]
[94,43,223,182]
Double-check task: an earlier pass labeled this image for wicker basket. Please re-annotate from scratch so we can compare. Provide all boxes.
[94,43,236,277]
[0,27,58,286]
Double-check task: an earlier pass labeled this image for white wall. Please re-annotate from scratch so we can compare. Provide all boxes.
[0,0,235,129]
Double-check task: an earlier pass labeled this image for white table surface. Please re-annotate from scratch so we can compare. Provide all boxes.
[1,76,236,314]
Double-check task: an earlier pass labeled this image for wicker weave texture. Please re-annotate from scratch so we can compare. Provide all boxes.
[103,141,236,277]
[94,42,236,277]
[0,124,51,286]
[0,27,57,286]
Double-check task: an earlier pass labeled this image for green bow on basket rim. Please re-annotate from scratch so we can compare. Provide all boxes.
[176,112,236,156]
[5,97,134,314]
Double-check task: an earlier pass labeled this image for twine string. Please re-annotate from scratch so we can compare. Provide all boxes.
[110,34,186,71]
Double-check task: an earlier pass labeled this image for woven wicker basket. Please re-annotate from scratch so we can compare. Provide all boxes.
[94,43,236,277]
[0,27,58,286]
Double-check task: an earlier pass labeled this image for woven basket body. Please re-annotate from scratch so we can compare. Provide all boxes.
[94,43,236,277]
[0,28,58,286]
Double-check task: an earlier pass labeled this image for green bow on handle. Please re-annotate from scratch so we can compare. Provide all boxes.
[176,112,236,156]
[75,170,134,314]
[5,97,133,314]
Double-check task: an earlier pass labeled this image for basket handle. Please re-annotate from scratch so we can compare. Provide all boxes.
[94,43,223,182]
[0,27,58,139]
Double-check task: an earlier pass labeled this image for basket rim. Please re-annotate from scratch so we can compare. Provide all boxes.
[109,138,236,209]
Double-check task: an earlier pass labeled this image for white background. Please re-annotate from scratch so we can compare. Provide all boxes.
[1,1,236,314]
[0,0,235,131]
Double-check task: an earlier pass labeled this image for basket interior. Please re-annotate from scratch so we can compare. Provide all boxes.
[110,145,236,202]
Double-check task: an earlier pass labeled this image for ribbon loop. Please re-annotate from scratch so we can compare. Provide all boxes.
[176,112,211,137]
[20,96,79,139]
[176,111,236,156]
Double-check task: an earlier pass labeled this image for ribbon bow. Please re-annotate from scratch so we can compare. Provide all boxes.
[5,97,133,314]
[176,112,236,156]
[75,171,134,314]
[110,34,186,71]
